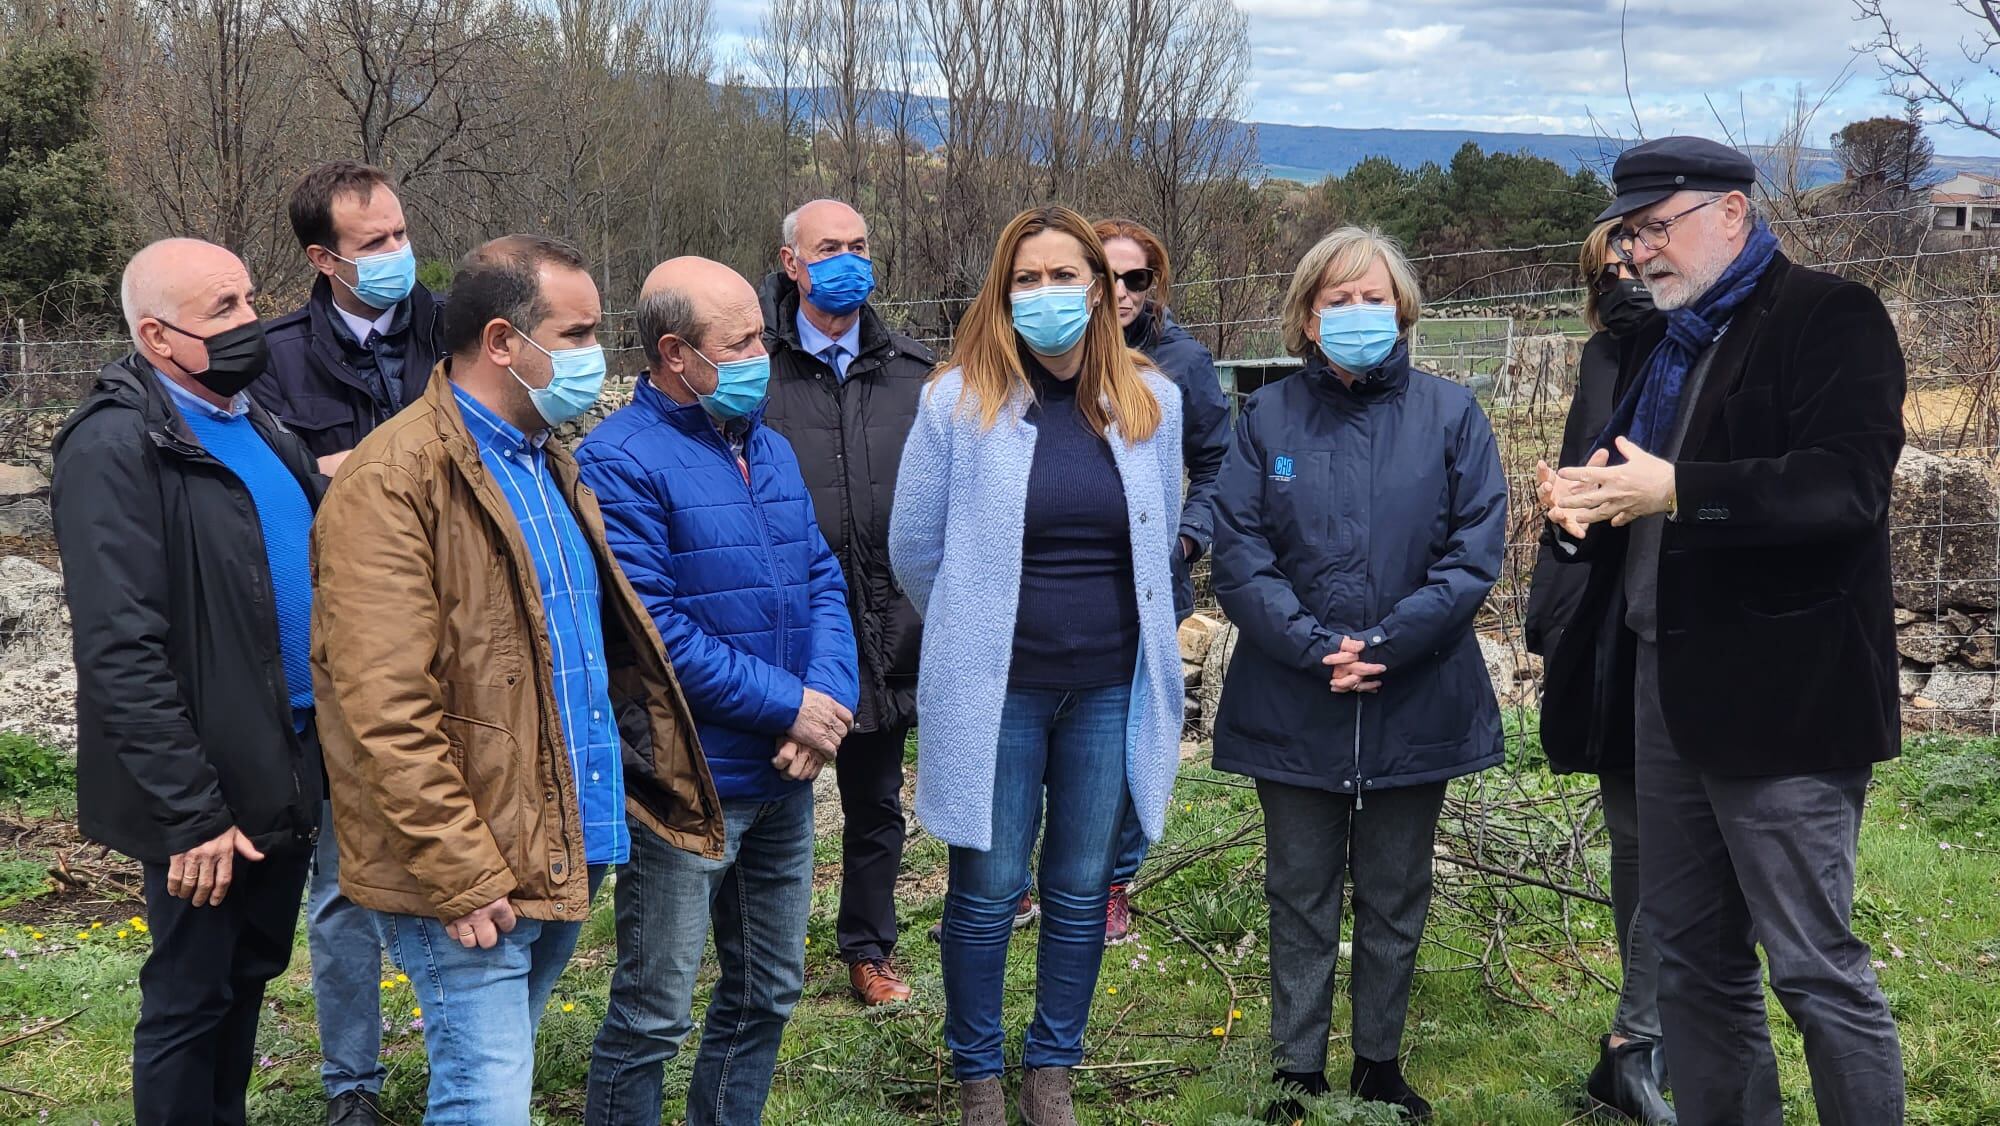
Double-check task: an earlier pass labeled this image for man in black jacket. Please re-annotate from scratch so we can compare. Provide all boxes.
[252,161,447,477]
[759,199,933,1006]
[1540,138,1906,1125]
[251,161,447,1124]
[53,239,325,1126]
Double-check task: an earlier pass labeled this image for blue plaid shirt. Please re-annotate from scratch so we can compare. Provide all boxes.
[453,385,628,865]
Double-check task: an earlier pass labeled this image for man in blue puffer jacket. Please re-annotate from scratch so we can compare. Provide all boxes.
[577,256,859,1126]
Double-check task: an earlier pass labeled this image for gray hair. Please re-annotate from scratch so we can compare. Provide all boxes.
[638,284,703,367]
[119,261,148,351]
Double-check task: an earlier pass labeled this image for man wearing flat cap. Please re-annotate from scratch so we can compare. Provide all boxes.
[1537,135,1907,1124]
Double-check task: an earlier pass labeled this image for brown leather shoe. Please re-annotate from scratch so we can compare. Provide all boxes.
[849,958,913,1005]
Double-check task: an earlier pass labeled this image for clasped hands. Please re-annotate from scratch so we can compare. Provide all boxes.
[774,687,852,783]
[1535,436,1676,537]
[1323,636,1385,694]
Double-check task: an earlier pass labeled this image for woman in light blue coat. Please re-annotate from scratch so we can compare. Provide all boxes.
[889,204,1183,1126]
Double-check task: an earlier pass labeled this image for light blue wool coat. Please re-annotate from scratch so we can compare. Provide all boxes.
[889,366,1185,852]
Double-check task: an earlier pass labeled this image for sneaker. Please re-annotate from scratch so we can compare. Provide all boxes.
[1014,890,1039,928]
[1105,884,1132,944]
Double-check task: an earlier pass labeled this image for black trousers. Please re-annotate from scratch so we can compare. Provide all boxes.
[133,843,311,1126]
[834,724,911,963]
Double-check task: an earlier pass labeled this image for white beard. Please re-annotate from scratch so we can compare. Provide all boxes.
[1644,233,1734,311]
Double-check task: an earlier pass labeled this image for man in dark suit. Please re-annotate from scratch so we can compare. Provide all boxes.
[1538,136,1907,1125]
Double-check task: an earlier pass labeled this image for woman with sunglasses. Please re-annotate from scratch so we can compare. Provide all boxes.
[1209,226,1507,1124]
[1089,217,1231,941]
[890,205,1184,1126]
[1525,221,1674,1124]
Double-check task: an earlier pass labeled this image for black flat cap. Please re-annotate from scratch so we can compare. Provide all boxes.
[1597,136,1757,222]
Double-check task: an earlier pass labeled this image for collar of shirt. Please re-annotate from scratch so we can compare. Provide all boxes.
[452,382,549,461]
[795,306,861,378]
[152,368,250,422]
[334,300,396,347]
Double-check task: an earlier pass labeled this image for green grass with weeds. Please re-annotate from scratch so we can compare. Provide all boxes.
[1,730,1995,1124]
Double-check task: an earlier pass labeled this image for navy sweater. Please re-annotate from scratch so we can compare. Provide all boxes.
[1009,359,1140,690]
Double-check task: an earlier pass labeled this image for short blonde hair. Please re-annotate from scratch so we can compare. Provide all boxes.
[1281,227,1423,359]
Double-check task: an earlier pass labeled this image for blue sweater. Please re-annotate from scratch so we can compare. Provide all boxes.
[169,384,316,715]
[1011,362,1139,690]
[889,367,1184,851]
[577,378,859,803]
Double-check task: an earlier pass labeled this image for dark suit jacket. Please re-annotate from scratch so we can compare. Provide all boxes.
[1541,253,1906,776]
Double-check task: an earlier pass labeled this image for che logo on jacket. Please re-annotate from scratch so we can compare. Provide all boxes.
[1270,454,1295,482]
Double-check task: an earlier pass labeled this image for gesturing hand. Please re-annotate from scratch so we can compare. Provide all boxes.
[167,826,265,907]
[1554,438,1676,528]
[1322,636,1385,694]
[443,897,518,950]
[788,689,853,758]
[1536,448,1610,539]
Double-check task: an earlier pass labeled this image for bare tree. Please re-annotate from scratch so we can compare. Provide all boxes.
[1857,0,2000,145]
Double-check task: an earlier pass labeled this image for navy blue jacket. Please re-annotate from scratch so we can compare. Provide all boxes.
[253,277,448,459]
[576,377,860,803]
[1210,345,1507,796]
[1127,306,1231,618]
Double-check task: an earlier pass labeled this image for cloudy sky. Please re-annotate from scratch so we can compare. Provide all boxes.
[1241,0,2000,157]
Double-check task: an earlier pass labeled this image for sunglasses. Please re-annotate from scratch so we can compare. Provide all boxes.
[1112,268,1156,295]
[1592,262,1637,294]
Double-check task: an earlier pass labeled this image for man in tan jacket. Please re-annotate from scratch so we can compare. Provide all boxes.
[312,234,721,1126]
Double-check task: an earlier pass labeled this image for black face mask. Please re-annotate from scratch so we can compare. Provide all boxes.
[157,318,272,398]
[1596,278,1656,339]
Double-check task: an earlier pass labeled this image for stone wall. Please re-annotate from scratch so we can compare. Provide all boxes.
[1891,445,2000,725]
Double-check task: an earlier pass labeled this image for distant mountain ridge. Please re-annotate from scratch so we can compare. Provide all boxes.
[1250,122,2000,187]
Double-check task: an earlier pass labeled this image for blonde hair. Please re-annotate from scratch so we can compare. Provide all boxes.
[1280,227,1423,360]
[938,205,1161,443]
[1579,220,1622,334]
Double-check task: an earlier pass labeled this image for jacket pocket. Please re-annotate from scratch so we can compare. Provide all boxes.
[440,706,530,873]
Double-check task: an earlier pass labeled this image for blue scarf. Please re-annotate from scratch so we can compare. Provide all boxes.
[1592,220,1780,459]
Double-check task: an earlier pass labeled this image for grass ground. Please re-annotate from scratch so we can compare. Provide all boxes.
[0,729,1995,1125]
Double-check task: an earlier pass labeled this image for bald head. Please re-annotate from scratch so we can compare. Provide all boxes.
[121,238,258,371]
[638,256,766,402]
[783,199,867,251]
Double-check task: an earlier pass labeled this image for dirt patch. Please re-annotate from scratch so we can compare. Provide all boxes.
[0,813,142,931]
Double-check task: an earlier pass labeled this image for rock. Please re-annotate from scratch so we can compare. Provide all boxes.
[0,555,75,745]
[1898,618,1963,665]
[0,464,51,537]
[1197,621,1239,735]
[1890,446,2000,611]
[1893,608,1919,627]
[1918,665,1994,715]
[1177,612,1223,664]
[1182,659,1202,687]
[1900,660,1932,700]
[1477,634,1520,703]
[1965,615,1998,670]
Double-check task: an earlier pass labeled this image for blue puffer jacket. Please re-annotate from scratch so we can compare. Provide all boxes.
[1210,343,1507,797]
[577,377,859,803]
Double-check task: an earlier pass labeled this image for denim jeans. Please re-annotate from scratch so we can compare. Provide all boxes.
[943,685,1131,1081]
[373,867,605,1126]
[309,799,387,1098]
[585,788,815,1126]
[1109,801,1149,887]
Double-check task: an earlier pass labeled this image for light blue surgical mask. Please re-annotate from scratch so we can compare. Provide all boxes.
[1010,283,1093,356]
[330,242,418,310]
[803,252,876,315]
[1317,303,1400,374]
[510,329,606,427]
[682,347,771,420]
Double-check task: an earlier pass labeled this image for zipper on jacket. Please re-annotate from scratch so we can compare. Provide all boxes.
[1353,696,1365,809]
[703,420,790,670]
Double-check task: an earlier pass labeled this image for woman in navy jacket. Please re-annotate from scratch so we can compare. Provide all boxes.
[1210,226,1507,1122]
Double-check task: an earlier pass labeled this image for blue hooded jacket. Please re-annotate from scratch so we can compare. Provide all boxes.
[577,376,859,803]
[1210,344,1507,796]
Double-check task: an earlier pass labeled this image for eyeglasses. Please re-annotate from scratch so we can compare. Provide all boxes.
[1111,268,1156,295]
[1614,196,1722,258]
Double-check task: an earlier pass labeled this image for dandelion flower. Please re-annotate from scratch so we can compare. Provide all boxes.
[117,931,128,939]
[562,1002,576,1012]
[1231,1009,1242,1019]
[395,973,408,983]
[411,1006,422,1017]
[1105,986,1118,995]
[90,922,102,930]
[1210,1026,1225,1037]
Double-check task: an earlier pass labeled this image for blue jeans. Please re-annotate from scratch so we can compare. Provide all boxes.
[308,800,386,1098]
[585,788,815,1126]
[1110,802,1149,888]
[372,867,605,1126]
[943,685,1131,1081]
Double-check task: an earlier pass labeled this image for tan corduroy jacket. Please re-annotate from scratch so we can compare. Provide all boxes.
[312,364,723,923]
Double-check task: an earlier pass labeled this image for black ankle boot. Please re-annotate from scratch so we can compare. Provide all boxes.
[1262,1070,1330,1124]
[1585,1036,1676,1124]
[1351,1056,1433,1121]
